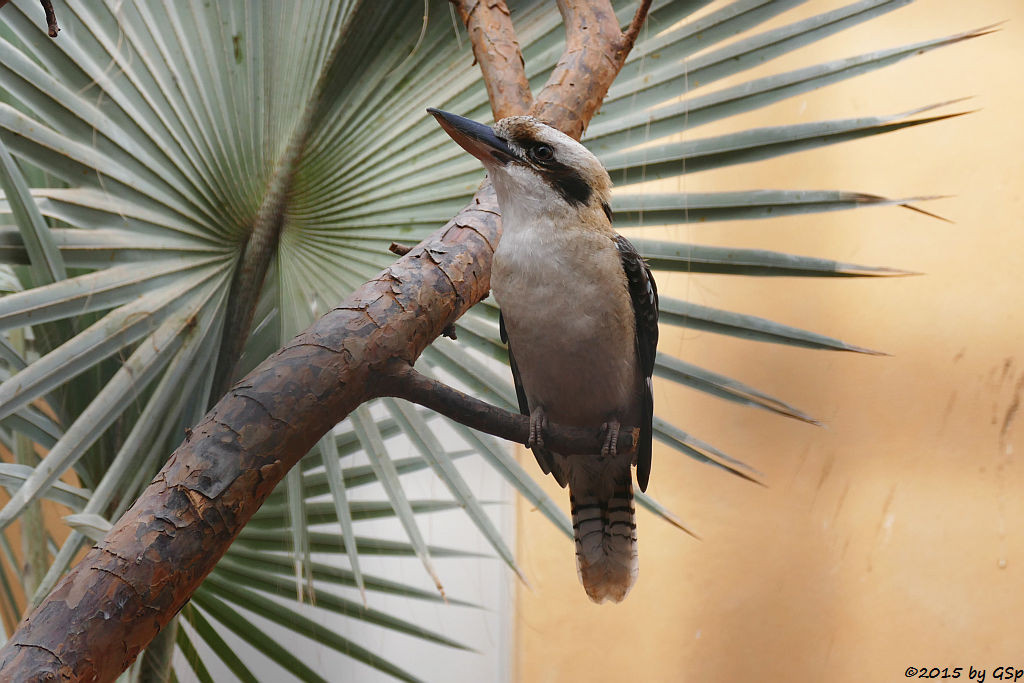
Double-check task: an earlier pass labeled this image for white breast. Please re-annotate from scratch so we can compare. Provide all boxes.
[491,216,640,428]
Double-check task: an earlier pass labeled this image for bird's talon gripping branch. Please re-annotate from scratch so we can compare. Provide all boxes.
[528,406,547,450]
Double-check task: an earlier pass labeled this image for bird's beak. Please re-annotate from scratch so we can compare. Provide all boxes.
[428,108,518,166]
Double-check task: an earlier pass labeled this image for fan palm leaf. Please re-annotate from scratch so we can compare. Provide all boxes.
[0,0,976,678]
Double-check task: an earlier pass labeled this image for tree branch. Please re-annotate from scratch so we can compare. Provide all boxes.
[622,0,653,51]
[0,196,501,680]
[451,0,533,119]
[0,3,654,679]
[533,0,653,139]
[382,360,638,456]
[40,0,59,38]
[0,0,61,38]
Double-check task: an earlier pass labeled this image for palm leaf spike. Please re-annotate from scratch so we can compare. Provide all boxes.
[0,0,986,678]
[657,295,886,354]
[603,103,972,182]
[0,463,89,511]
[605,0,919,109]
[175,626,215,683]
[0,135,64,286]
[275,279,371,606]
[189,591,332,683]
[384,397,529,585]
[654,352,819,424]
[180,603,259,683]
[632,239,917,278]
[61,513,111,543]
[0,272,230,530]
[222,545,479,607]
[284,467,314,603]
[233,526,485,559]
[318,431,367,606]
[350,405,446,599]
[28,295,226,606]
[206,563,472,651]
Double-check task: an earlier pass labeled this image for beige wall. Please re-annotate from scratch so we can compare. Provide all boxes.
[516,2,1024,681]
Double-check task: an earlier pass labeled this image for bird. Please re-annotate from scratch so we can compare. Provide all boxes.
[428,108,659,603]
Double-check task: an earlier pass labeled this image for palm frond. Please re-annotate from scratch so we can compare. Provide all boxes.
[0,0,977,677]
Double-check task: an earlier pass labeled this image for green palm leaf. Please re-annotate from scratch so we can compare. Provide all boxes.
[0,0,977,678]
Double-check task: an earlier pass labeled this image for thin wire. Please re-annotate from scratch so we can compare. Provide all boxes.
[448,2,464,50]
[387,0,430,78]
[679,22,692,357]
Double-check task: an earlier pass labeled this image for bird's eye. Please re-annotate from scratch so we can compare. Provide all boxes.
[531,144,554,162]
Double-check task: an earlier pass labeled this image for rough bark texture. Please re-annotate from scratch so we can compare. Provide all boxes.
[0,201,497,680]
[451,0,533,119]
[0,1,651,680]
[533,0,651,138]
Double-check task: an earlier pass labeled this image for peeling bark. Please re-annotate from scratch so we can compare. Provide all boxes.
[451,0,533,119]
[533,0,652,139]
[0,2,652,680]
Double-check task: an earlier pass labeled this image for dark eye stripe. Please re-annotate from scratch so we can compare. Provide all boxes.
[507,131,592,206]
[549,167,591,206]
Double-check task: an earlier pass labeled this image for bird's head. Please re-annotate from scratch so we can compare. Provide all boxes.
[428,108,613,224]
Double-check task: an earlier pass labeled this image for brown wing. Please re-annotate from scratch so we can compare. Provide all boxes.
[500,310,563,485]
[613,234,659,492]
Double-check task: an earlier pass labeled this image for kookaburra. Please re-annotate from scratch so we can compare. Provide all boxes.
[429,109,659,603]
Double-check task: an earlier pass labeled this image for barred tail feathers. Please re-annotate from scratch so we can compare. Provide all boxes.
[569,463,638,604]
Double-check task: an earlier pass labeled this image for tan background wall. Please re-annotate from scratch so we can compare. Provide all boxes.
[515,2,1024,681]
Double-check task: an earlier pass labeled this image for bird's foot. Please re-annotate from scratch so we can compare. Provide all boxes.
[600,419,620,459]
[528,407,547,450]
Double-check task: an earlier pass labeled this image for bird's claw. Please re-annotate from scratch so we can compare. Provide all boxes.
[528,407,547,450]
[600,420,620,459]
